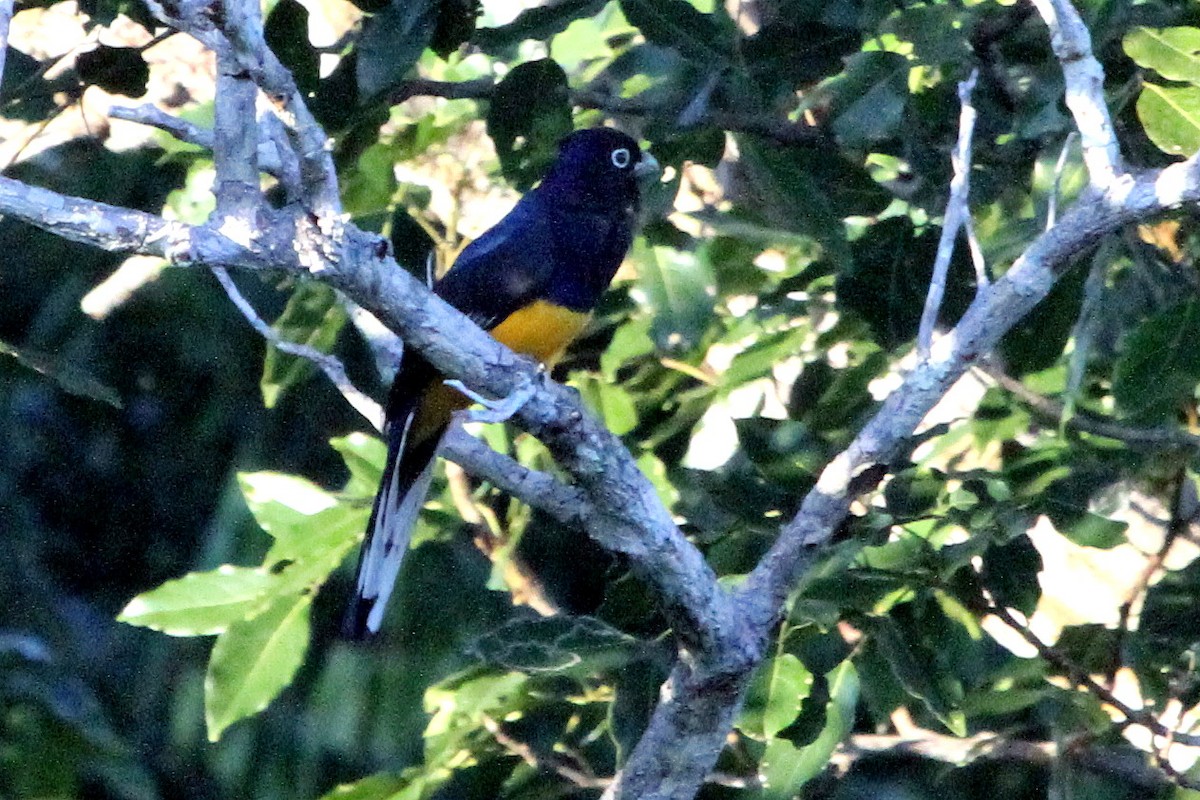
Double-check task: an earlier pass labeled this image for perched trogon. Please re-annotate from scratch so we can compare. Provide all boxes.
[349,128,658,636]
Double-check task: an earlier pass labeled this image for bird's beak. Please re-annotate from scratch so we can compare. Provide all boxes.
[634,152,661,179]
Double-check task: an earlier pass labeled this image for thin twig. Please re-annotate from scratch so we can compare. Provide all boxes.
[210,266,383,429]
[989,603,1200,750]
[919,68,980,355]
[482,715,610,789]
[1048,131,1078,229]
[975,362,1200,450]
[384,77,825,147]
[109,104,296,184]
[1109,470,1192,688]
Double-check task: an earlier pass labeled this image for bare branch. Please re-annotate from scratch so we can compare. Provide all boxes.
[210,266,383,430]
[919,68,981,355]
[110,104,298,189]
[977,362,1200,450]
[482,715,608,789]
[211,1,261,224]
[989,603,1200,751]
[741,148,1200,627]
[440,426,589,529]
[1030,0,1124,189]
[839,730,1186,792]
[0,175,275,268]
[1048,131,1079,228]
[385,78,826,147]
[145,0,340,218]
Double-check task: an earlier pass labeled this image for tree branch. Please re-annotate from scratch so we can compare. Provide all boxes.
[0,170,740,669]
[976,362,1200,450]
[385,78,826,147]
[989,603,1200,753]
[210,266,384,430]
[919,68,981,355]
[739,149,1200,632]
[1030,0,1124,190]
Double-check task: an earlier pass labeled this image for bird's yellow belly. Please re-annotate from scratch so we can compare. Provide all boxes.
[411,300,590,442]
[488,300,591,367]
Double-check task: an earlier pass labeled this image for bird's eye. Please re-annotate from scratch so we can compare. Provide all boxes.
[611,147,631,169]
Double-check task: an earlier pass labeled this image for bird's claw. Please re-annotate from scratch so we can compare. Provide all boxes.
[445,372,538,424]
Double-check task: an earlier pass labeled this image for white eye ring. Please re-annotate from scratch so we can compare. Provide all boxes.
[611,147,631,169]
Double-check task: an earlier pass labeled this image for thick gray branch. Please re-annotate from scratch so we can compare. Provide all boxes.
[0,174,737,665]
[741,154,1200,624]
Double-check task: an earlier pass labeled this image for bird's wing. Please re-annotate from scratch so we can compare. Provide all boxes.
[434,193,558,331]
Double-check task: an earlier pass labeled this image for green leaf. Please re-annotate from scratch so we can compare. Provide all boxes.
[473,0,607,53]
[1045,505,1128,549]
[572,372,639,435]
[980,534,1042,617]
[619,0,733,65]
[117,566,276,636]
[76,46,149,97]
[737,137,852,270]
[1136,83,1200,157]
[486,59,573,191]
[0,339,122,408]
[265,0,320,96]
[470,615,638,677]
[826,51,909,148]
[869,615,967,736]
[205,591,312,741]
[239,471,339,539]
[600,316,655,379]
[260,282,348,408]
[317,773,414,800]
[329,432,387,498]
[740,653,814,739]
[1113,299,1200,421]
[759,661,858,798]
[356,0,437,100]
[634,242,717,354]
[1124,27,1200,84]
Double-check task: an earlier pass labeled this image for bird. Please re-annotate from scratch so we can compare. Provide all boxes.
[348,128,659,636]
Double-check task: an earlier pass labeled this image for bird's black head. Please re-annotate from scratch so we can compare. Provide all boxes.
[539,128,657,211]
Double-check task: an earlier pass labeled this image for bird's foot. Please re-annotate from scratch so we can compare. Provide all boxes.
[445,371,538,424]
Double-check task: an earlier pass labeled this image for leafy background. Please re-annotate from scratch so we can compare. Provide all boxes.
[4,0,1200,798]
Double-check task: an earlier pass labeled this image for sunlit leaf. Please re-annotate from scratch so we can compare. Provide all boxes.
[1136,82,1200,157]
[758,661,858,798]
[205,592,312,740]
[118,566,277,636]
[1124,26,1200,84]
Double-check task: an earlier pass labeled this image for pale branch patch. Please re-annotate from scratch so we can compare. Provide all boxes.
[918,67,981,356]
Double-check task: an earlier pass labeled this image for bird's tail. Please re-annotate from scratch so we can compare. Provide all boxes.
[346,357,453,637]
